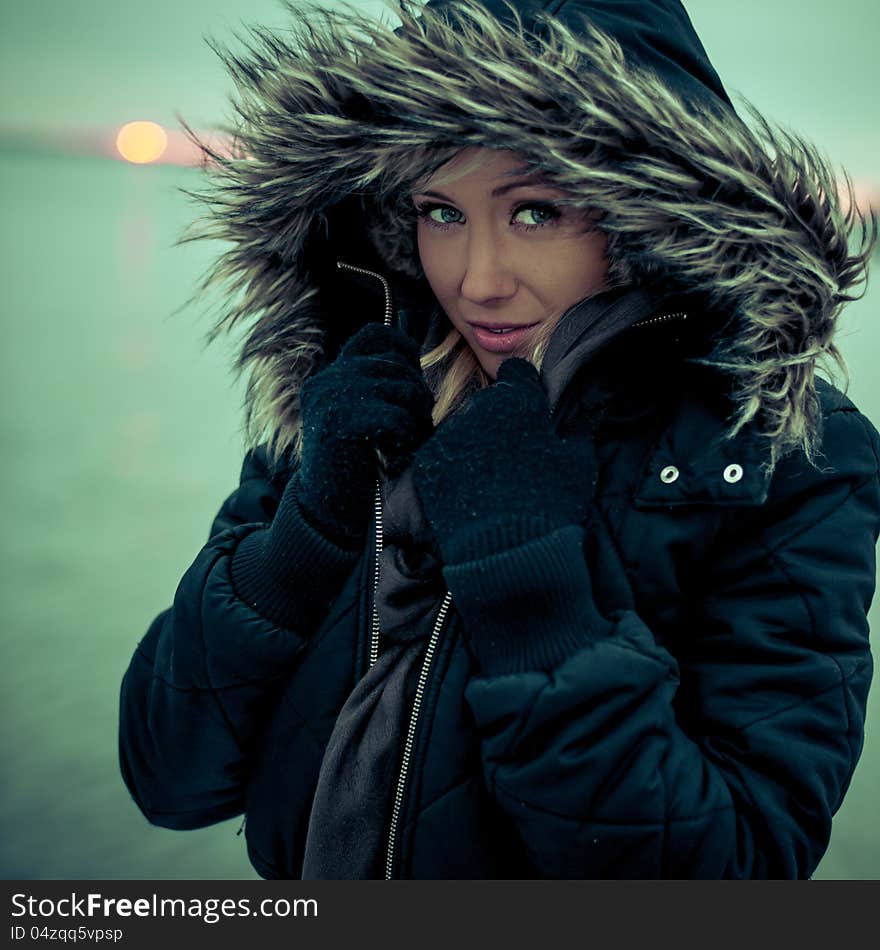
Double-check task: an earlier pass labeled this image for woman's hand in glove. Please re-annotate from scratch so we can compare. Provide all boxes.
[295,323,435,547]
[411,357,597,566]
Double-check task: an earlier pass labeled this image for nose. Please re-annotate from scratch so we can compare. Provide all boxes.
[459,228,517,304]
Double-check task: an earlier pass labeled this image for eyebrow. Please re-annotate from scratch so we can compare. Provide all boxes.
[414,177,558,201]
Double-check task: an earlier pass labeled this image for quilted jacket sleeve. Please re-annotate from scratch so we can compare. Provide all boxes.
[449,405,880,878]
[118,446,362,830]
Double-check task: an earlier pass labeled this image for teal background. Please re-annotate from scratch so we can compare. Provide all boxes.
[0,0,878,879]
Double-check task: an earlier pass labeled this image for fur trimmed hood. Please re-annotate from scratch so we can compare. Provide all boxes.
[181,0,874,469]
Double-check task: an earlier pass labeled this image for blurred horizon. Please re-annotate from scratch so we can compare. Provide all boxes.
[2,0,876,199]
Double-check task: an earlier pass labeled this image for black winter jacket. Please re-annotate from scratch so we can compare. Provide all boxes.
[119,0,880,879]
[119,277,880,878]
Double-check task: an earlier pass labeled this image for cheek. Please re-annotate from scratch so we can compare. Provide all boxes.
[556,231,609,294]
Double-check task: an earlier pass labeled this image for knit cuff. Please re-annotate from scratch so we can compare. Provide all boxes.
[231,492,361,631]
[441,515,564,566]
[442,524,612,675]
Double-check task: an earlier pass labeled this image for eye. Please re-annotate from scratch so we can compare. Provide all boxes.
[511,203,561,229]
[415,203,463,229]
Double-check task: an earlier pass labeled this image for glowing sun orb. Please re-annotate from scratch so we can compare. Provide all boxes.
[116,121,168,164]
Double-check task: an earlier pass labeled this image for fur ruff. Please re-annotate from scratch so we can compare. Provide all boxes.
[178,0,875,470]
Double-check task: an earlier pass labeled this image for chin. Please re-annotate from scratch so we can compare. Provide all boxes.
[483,345,533,379]
[478,355,502,380]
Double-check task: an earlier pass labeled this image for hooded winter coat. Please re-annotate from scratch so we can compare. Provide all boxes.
[119,0,880,879]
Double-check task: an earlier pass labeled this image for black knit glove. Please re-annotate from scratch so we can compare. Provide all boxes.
[411,358,597,566]
[296,322,435,547]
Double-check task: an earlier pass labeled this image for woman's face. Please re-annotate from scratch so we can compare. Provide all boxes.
[411,147,609,378]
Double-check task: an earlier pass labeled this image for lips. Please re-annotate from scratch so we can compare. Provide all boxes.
[468,322,539,354]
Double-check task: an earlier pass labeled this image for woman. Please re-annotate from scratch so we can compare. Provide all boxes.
[119,0,880,878]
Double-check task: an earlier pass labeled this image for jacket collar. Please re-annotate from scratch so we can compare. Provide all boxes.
[539,285,666,413]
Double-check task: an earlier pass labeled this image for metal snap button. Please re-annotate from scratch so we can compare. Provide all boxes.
[660,465,679,484]
[723,463,744,483]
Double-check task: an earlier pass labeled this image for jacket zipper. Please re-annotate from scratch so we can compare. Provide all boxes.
[384,590,453,879]
[630,311,688,329]
[336,260,394,326]
[368,448,455,877]
[367,484,384,668]
[336,260,395,670]
[337,260,457,880]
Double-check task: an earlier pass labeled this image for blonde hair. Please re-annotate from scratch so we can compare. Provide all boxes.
[419,305,567,424]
